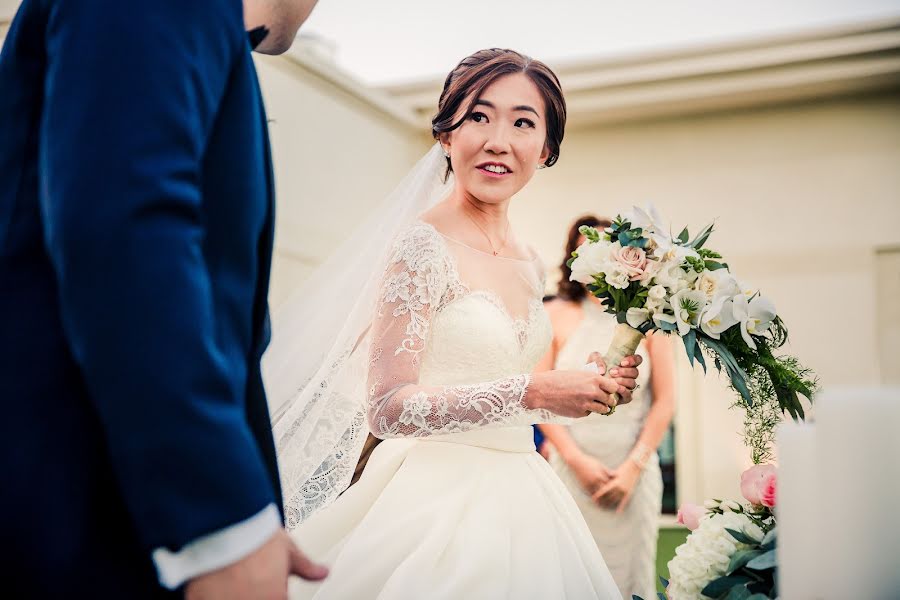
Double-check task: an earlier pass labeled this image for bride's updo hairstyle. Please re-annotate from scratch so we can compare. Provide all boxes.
[431,48,567,178]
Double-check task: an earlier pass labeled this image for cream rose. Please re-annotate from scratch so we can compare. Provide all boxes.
[611,244,648,281]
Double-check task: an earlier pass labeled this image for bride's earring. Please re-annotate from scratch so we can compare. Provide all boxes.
[442,148,450,159]
[536,163,547,170]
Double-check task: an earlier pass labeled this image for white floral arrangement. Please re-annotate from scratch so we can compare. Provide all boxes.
[637,465,779,600]
[568,206,815,459]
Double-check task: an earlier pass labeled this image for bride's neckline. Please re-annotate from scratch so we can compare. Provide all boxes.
[415,220,540,264]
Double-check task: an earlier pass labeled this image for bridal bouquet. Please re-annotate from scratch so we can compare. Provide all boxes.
[568,206,816,446]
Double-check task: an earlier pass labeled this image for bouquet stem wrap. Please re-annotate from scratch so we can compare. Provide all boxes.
[603,323,645,413]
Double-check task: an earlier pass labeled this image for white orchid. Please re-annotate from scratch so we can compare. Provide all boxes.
[732,293,777,350]
[626,204,673,252]
[672,289,708,335]
[735,278,757,299]
[699,294,738,339]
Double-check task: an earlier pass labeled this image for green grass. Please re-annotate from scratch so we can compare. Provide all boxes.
[655,526,689,594]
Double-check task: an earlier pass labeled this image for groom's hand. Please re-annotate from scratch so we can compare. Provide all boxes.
[185,528,328,599]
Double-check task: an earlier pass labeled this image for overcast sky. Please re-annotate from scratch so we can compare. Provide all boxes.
[302,0,900,85]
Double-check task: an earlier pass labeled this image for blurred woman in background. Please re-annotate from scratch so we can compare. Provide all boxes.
[537,215,676,600]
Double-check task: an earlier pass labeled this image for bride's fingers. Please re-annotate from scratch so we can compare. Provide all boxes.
[587,352,606,374]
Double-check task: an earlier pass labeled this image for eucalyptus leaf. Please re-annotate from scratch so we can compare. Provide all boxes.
[725,528,759,545]
[657,320,677,332]
[746,549,777,570]
[659,576,669,589]
[723,586,752,600]
[677,227,689,244]
[727,549,762,575]
[760,528,777,550]
[701,575,752,597]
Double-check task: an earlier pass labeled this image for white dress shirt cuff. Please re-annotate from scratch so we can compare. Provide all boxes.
[152,503,281,590]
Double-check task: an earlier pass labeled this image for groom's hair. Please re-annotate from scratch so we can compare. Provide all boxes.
[431,48,567,179]
[558,215,613,303]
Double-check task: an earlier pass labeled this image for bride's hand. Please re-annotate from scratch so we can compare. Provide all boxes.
[585,351,642,407]
[525,370,621,417]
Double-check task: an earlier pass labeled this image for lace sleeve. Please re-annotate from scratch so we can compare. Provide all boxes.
[366,226,554,439]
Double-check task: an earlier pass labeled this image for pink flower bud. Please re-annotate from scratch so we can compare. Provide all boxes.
[676,502,705,530]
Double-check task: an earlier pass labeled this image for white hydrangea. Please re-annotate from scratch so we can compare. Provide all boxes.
[666,511,764,600]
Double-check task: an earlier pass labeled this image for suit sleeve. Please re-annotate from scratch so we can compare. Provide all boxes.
[39,0,276,552]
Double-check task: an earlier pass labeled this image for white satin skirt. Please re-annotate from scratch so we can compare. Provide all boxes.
[289,426,622,600]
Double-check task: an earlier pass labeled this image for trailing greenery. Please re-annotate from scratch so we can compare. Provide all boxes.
[704,318,818,463]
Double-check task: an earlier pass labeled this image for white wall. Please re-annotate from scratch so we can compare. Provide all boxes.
[253,54,429,308]
[510,92,900,502]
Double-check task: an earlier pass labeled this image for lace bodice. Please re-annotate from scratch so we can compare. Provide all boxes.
[367,222,556,438]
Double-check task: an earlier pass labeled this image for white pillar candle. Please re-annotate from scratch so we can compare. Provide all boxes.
[776,420,822,600]
[814,387,900,600]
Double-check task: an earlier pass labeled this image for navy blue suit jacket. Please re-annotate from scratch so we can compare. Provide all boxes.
[0,1,282,596]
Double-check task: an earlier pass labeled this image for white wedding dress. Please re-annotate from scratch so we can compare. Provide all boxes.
[289,222,622,599]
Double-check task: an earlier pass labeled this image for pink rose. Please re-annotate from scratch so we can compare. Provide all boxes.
[760,473,777,508]
[612,245,648,281]
[740,464,777,506]
[676,502,705,531]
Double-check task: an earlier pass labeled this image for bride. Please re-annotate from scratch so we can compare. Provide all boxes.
[265,48,642,599]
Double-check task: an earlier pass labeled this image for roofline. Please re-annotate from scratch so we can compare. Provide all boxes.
[381,16,900,129]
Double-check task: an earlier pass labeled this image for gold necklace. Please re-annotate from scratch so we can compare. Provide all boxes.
[465,212,511,256]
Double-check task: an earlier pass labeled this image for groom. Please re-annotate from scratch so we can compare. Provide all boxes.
[0,0,326,597]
